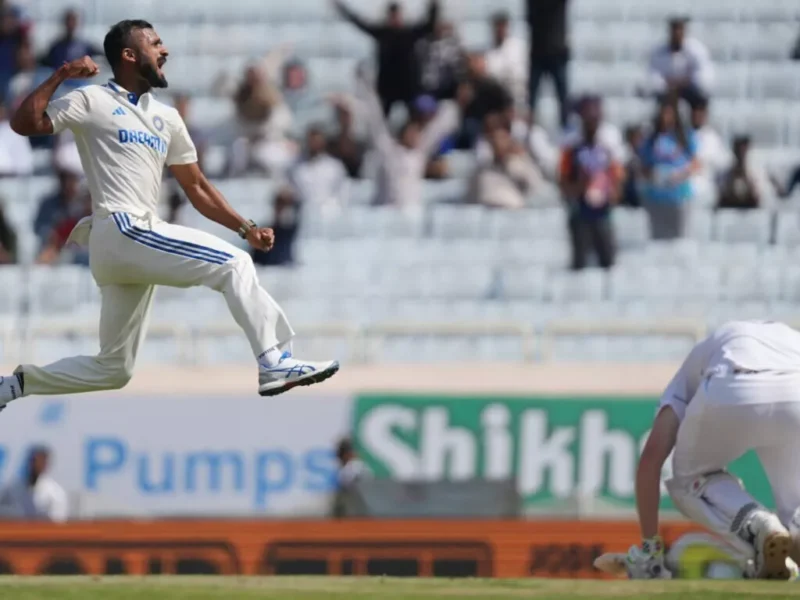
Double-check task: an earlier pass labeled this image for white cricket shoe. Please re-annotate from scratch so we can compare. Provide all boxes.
[258,352,340,397]
[747,510,793,580]
[0,373,23,408]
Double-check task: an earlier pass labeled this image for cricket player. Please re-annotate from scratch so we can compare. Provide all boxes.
[629,320,800,580]
[0,20,339,406]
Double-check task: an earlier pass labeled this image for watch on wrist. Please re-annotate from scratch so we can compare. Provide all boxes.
[238,219,257,239]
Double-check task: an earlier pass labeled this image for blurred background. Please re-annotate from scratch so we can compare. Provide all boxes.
[0,0,794,580]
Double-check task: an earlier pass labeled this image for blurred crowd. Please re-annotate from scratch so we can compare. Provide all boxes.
[0,0,797,272]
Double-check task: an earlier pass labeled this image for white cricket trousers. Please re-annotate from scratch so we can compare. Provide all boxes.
[672,369,800,527]
[17,212,294,395]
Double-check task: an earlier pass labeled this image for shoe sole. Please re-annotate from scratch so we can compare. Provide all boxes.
[258,361,340,397]
[759,531,793,580]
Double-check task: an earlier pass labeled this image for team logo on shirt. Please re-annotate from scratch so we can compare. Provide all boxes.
[153,116,165,132]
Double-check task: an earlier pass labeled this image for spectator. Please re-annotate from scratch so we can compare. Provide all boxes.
[690,97,731,205]
[485,11,528,112]
[458,53,514,149]
[163,95,205,223]
[475,111,529,165]
[6,38,34,107]
[41,9,102,70]
[468,124,541,209]
[562,95,626,168]
[327,97,367,178]
[0,446,68,522]
[526,0,570,128]
[252,187,299,267]
[718,136,761,210]
[331,437,371,519]
[34,170,80,244]
[228,65,297,177]
[640,99,698,240]
[417,20,464,100]
[622,124,644,207]
[289,125,349,215]
[354,74,465,207]
[336,437,370,491]
[0,101,31,175]
[560,97,623,270]
[37,188,91,265]
[0,3,28,99]
[647,17,713,108]
[333,0,439,116]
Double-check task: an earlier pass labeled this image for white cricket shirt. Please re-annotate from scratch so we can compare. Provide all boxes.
[45,80,197,217]
[659,321,800,422]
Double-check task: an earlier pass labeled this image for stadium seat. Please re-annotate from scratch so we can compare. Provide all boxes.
[500,266,549,301]
[714,209,773,245]
[430,205,487,238]
[720,265,783,301]
[488,208,567,241]
[612,207,651,248]
[547,269,607,303]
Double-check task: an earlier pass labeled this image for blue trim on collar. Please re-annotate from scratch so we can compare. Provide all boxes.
[107,80,140,106]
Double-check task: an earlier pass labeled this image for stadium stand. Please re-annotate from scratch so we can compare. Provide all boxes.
[4,0,800,366]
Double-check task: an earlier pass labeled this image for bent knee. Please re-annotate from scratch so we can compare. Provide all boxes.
[96,358,135,390]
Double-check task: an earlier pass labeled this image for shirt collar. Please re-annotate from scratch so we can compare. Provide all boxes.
[107,79,148,106]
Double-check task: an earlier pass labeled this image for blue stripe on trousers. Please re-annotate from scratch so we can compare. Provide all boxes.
[112,214,229,265]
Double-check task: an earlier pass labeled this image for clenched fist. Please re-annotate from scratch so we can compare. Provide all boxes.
[246,227,275,252]
[60,56,100,79]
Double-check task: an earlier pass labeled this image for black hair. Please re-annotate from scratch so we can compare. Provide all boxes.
[387,2,400,13]
[492,10,510,24]
[336,438,354,462]
[647,98,690,155]
[104,19,153,71]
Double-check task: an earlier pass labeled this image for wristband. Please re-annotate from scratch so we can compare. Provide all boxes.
[238,219,257,239]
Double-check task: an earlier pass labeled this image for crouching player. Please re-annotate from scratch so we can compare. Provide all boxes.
[630,320,800,580]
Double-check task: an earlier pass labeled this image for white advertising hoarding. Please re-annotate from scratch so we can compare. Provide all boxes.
[0,394,354,518]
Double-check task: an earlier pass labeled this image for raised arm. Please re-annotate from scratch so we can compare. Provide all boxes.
[11,56,99,137]
[333,0,382,37]
[352,77,393,151]
[418,82,471,157]
[411,0,440,38]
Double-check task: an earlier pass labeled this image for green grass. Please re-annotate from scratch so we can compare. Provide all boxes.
[1,577,800,600]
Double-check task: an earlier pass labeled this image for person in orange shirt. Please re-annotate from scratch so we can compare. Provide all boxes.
[559,96,624,270]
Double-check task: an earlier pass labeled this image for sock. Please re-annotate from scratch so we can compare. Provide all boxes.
[258,347,286,368]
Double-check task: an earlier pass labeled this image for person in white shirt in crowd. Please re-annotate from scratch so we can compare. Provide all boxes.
[289,124,350,216]
[350,69,467,208]
[690,97,731,206]
[0,446,68,522]
[485,11,528,112]
[647,17,714,108]
[630,321,800,581]
[0,102,31,176]
[468,122,541,209]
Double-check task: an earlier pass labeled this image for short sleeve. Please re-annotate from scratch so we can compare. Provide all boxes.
[46,89,90,134]
[657,367,690,423]
[166,116,198,166]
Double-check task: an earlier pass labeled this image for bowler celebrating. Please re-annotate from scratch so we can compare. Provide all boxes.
[0,20,339,405]
[630,321,800,580]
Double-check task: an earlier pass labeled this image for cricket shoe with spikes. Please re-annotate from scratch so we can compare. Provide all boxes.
[258,352,339,397]
[743,510,794,580]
